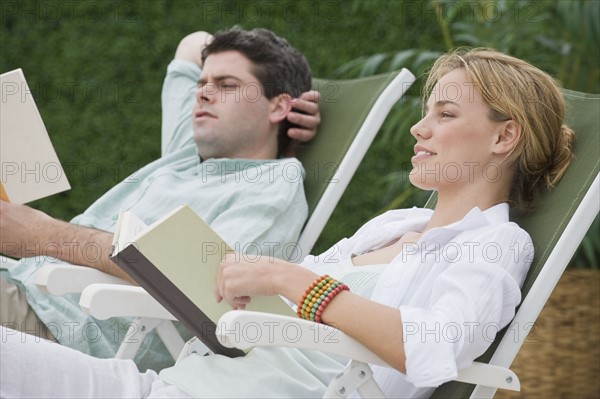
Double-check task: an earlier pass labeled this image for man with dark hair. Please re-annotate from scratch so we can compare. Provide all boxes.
[201,28,313,157]
[0,28,320,371]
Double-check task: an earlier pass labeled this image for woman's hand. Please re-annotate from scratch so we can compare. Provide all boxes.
[214,253,316,310]
[215,252,408,372]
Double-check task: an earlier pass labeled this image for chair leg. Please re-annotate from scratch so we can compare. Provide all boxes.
[115,317,162,359]
[470,385,498,398]
[115,318,186,361]
[155,320,186,360]
[176,336,213,363]
[323,360,385,399]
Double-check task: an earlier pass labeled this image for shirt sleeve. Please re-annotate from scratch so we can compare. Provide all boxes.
[161,59,201,156]
[208,160,309,261]
[399,223,533,387]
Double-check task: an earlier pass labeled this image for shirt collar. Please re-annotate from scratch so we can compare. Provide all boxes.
[419,203,510,245]
[346,203,510,255]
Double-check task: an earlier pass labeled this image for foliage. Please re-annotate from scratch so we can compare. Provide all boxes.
[1,0,597,264]
[334,0,599,266]
[1,0,422,252]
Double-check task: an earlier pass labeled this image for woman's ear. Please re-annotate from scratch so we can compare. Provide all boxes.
[493,120,522,155]
[269,94,293,125]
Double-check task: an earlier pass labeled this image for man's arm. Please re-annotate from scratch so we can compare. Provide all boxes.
[0,201,133,283]
[0,35,219,282]
[174,31,213,66]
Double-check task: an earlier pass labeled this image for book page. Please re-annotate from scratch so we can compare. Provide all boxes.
[133,205,295,323]
[112,209,148,254]
[0,69,71,203]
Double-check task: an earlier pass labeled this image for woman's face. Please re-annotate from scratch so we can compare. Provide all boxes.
[409,68,504,192]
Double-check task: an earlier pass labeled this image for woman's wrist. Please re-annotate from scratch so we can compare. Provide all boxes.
[271,260,318,305]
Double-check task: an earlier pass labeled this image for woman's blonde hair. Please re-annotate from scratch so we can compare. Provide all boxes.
[424,48,575,213]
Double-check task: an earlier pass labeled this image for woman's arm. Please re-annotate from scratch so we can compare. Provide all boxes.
[215,223,532,377]
[215,254,407,372]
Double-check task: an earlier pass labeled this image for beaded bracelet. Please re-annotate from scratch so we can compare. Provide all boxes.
[314,282,349,323]
[298,275,334,319]
[297,275,330,318]
[308,280,338,320]
[304,279,336,319]
[297,275,349,323]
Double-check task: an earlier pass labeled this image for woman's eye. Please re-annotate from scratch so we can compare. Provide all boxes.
[441,112,453,118]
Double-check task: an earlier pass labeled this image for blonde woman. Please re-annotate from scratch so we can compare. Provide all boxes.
[1,48,574,399]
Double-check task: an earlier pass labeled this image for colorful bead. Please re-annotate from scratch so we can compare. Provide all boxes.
[296,274,350,323]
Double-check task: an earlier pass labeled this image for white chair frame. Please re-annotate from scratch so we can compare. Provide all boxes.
[35,69,417,361]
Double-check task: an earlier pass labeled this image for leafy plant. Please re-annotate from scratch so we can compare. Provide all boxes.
[338,0,599,267]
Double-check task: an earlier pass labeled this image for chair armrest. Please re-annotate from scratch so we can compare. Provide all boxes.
[456,362,520,391]
[79,283,177,321]
[216,311,520,392]
[216,310,390,367]
[35,263,132,295]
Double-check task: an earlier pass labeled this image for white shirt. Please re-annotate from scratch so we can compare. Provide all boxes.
[302,203,532,397]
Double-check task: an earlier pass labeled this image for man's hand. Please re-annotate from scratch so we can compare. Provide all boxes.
[0,200,133,282]
[284,90,321,157]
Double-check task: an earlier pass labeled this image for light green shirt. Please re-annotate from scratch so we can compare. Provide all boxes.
[3,60,308,371]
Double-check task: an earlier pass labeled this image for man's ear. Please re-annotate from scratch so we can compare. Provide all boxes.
[268,94,293,125]
[492,120,522,155]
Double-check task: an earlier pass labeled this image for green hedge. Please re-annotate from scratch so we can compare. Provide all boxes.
[2,0,598,263]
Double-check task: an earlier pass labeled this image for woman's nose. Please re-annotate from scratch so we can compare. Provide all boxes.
[410,117,431,139]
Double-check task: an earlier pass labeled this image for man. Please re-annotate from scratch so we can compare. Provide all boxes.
[0,28,320,371]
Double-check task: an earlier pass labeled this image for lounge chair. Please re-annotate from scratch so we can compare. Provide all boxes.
[214,89,600,398]
[34,69,417,361]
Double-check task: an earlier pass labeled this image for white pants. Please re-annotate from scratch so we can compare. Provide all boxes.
[0,327,191,398]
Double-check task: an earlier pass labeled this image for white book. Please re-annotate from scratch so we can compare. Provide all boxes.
[1,68,70,203]
[110,205,296,357]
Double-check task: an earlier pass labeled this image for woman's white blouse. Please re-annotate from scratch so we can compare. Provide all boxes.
[302,204,533,396]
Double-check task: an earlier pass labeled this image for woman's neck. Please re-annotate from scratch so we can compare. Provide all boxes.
[425,180,509,231]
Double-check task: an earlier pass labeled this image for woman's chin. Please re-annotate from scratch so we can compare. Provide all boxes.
[408,170,437,191]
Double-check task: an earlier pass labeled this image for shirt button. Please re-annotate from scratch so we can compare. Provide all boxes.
[384,282,392,288]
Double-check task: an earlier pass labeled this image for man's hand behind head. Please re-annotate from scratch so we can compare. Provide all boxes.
[284,90,321,157]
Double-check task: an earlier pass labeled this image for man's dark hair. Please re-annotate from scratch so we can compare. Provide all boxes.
[202,28,312,156]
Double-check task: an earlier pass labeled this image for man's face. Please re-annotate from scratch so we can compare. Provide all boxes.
[192,51,276,160]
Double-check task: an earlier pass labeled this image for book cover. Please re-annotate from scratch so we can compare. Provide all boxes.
[110,205,296,357]
[0,69,71,203]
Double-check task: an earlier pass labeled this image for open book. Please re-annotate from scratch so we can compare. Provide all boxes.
[110,205,296,357]
[0,69,70,203]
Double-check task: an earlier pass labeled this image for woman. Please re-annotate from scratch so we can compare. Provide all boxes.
[1,48,574,398]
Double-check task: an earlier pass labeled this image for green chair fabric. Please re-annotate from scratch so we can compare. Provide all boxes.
[429,89,600,398]
[297,73,403,216]
[294,70,415,253]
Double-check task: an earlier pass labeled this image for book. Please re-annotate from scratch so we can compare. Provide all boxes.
[0,68,71,203]
[110,204,296,357]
